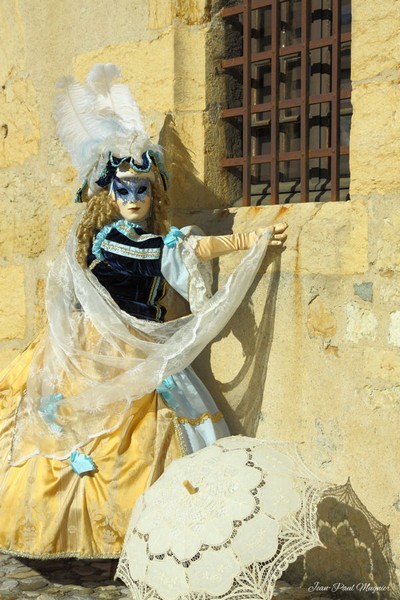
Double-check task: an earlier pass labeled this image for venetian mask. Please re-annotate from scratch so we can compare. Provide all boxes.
[111,174,152,223]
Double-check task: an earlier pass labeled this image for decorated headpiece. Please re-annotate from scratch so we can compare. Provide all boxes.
[53,63,168,201]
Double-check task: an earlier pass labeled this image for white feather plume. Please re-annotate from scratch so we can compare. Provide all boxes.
[54,64,163,186]
[53,76,127,178]
[86,63,151,161]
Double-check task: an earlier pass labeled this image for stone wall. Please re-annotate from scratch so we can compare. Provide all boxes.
[0,0,215,362]
[1,0,400,578]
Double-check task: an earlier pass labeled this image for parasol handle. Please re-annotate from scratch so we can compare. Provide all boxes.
[183,480,198,494]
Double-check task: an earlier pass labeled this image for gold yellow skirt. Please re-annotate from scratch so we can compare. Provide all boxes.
[0,339,182,558]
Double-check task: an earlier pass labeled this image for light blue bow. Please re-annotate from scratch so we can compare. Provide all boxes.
[156,376,179,409]
[38,393,64,435]
[163,226,184,248]
[70,451,97,475]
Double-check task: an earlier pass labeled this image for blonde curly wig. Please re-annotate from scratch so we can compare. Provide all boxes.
[75,168,170,268]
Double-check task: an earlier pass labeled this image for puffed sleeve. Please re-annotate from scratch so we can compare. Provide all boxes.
[161,226,212,313]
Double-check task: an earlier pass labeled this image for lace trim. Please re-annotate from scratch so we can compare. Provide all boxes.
[116,221,160,243]
[117,517,322,600]
[180,235,212,314]
[101,240,161,260]
[176,411,224,426]
[88,258,102,271]
[92,220,160,260]
[173,416,189,456]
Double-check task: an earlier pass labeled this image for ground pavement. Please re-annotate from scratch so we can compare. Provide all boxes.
[0,553,336,600]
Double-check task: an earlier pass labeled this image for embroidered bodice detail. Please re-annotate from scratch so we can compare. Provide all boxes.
[88,222,263,321]
[88,221,166,321]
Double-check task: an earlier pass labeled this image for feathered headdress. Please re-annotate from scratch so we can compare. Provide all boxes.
[53,63,168,199]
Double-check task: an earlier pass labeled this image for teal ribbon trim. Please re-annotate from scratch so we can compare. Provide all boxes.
[156,376,179,409]
[92,222,117,261]
[70,451,97,475]
[38,393,64,435]
[163,227,184,248]
[92,220,144,261]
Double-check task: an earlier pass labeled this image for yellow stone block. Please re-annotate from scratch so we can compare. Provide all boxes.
[149,0,209,29]
[0,1,25,84]
[164,113,208,207]
[345,301,377,342]
[64,166,78,184]
[75,28,206,115]
[175,0,209,25]
[351,82,400,196]
[363,348,400,384]
[74,36,175,114]
[358,384,400,410]
[0,265,26,340]
[0,78,41,168]
[148,0,173,29]
[173,25,206,111]
[0,174,48,259]
[371,200,400,273]
[34,279,47,334]
[378,275,400,304]
[52,190,74,209]
[49,169,78,207]
[306,295,337,338]
[352,0,400,81]
[299,201,369,275]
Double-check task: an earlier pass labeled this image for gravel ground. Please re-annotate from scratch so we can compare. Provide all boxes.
[0,553,333,600]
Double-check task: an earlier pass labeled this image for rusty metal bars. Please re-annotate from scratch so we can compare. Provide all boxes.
[330,0,340,200]
[270,0,280,204]
[242,0,252,205]
[300,0,310,201]
[221,0,350,205]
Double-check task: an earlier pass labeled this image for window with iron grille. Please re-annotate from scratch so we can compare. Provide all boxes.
[221,0,351,205]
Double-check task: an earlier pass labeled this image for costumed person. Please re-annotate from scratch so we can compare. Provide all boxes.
[0,64,287,559]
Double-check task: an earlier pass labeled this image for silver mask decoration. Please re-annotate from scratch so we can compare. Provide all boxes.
[111,177,151,205]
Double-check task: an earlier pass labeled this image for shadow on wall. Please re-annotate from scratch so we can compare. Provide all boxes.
[160,115,280,435]
[159,114,222,208]
[159,113,282,436]
[284,480,400,600]
[194,252,282,436]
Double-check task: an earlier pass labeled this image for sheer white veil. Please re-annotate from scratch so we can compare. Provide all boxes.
[9,220,270,465]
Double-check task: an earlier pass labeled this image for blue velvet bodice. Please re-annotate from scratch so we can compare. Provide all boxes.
[87,223,167,322]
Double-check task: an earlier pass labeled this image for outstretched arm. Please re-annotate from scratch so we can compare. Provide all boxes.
[194,223,288,261]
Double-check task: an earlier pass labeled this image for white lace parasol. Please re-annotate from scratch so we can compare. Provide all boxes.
[116,436,325,600]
